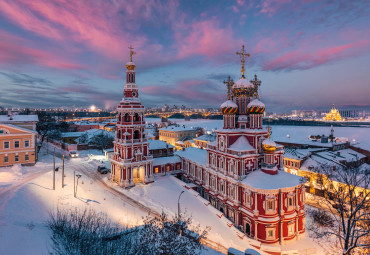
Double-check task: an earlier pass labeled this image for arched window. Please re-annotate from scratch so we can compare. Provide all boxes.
[118,130,121,139]
[118,114,121,122]
[133,113,139,122]
[124,113,130,122]
[134,130,140,139]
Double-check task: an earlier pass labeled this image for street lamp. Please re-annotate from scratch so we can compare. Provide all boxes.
[178,190,185,218]
[74,171,82,197]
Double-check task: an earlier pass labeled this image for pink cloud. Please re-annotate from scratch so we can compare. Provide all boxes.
[142,79,224,105]
[259,0,293,15]
[262,40,370,71]
[175,20,242,60]
[0,0,170,62]
[0,31,83,70]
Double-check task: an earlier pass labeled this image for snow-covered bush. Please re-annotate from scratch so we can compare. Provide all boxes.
[136,211,209,255]
[47,207,135,255]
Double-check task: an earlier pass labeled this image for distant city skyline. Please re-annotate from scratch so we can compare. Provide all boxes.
[0,0,369,113]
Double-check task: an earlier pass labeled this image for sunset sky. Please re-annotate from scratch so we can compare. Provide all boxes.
[0,0,369,112]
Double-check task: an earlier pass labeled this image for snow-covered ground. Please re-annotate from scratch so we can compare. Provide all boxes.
[146,118,370,150]
[0,149,221,255]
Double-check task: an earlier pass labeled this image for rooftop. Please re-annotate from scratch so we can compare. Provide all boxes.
[0,114,38,122]
[149,140,174,150]
[175,147,207,166]
[242,169,304,190]
[159,125,196,132]
[228,136,255,152]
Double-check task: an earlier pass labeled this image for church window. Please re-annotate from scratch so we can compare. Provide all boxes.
[124,113,130,122]
[288,197,293,207]
[267,200,273,210]
[266,228,275,240]
[288,223,295,235]
[134,130,140,139]
[133,113,139,122]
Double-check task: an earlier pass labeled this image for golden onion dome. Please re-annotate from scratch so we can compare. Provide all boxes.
[262,138,276,153]
[247,99,265,114]
[221,100,238,115]
[126,61,136,70]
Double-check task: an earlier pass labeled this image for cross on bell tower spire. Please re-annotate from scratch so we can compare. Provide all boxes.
[236,45,250,78]
[251,74,262,98]
[223,76,234,100]
[128,45,136,62]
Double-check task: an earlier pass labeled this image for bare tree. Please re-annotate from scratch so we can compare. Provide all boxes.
[308,160,370,255]
[47,207,209,255]
[47,207,135,255]
[135,211,209,255]
[89,131,114,152]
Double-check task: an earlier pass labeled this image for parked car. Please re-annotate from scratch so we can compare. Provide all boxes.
[97,165,108,174]
[69,150,79,158]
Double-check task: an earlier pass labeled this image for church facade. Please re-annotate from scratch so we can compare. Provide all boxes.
[110,47,153,188]
[111,46,306,245]
[177,46,306,245]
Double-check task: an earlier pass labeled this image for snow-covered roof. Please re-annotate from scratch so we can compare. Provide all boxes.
[221,100,238,108]
[228,136,255,151]
[62,129,114,139]
[316,149,366,162]
[0,124,38,134]
[233,78,254,88]
[262,139,276,147]
[153,155,181,165]
[159,125,196,132]
[0,114,38,122]
[242,170,304,190]
[175,147,207,166]
[149,140,174,150]
[247,99,265,108]
[194,134,216,142]
[284,148,324,160]
[61,132,85,138]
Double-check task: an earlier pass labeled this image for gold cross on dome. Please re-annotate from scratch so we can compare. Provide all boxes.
[251,74,262,98]
[267,125,272,139]
[236,45,250,78]
[223,76,234,100]
[128,45,136,62]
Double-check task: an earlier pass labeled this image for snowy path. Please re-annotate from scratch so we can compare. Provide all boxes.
[72,162,160,217]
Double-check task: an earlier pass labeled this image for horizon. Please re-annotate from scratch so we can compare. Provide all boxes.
[0,0,369,113]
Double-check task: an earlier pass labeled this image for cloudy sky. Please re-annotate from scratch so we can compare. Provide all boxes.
[0,0,369,112]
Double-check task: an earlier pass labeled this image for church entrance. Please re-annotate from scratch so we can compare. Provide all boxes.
[133,166,145,184]
[245,223,251,236]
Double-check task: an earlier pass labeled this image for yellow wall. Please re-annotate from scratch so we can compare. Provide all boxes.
[0,125,37,166]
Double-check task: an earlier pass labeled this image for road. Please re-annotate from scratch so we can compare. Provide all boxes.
[72,162,160,218]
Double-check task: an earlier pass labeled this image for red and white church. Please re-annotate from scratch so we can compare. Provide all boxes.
[177,46,306,245]
[111,47,154,187]
[111,46,306,245]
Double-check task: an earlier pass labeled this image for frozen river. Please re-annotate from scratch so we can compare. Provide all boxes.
[146,118,370,151]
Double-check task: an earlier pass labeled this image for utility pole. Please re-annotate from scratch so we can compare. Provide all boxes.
[74,173,82,198]
[178,190,185,218]
[53,148,55,190]
[74,171,75,197]
[62,155,64,188]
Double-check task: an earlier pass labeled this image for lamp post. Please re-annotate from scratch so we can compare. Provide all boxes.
[178,190,185,218]
[53,148,55,190]
[74,172,82,197]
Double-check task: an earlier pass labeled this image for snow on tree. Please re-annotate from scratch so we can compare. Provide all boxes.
[135,211,209,255]
[308,159,370,255]
[47,207,135,255]
[47,207,209,255]
[89,130,114,152]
